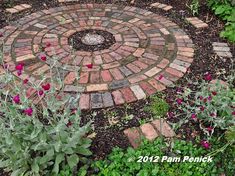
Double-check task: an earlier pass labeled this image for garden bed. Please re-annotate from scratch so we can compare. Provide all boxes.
[0,0,234,175]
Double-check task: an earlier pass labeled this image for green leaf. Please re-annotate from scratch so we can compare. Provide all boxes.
[76,147,92,156]
[67,154,79,169]
[52,153,64,174]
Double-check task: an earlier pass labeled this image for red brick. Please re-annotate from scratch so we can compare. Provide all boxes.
[124,128,141,148]
[165,67,184,77]
[129,75,147,84]
[157,58,170,68]
[148,79,166,91]
[112,90,125,105]
[140,123,158,141]
[64,72,76,85]
[139,81,157,95]
[151,119,175,137]
[127,63,141,73]
[102,53,114,63]
[132,60,148,69]
[90,72,100,83]
[79,94,90,110]
[120,87,137,103]
[110,68,124,80]
[101,70,113,82]
[79,72,89,84]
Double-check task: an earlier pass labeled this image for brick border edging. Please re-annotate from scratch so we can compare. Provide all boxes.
[124,119,175,148]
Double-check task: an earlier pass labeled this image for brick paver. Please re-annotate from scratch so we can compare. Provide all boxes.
[0,3,195,109]
[6,4,31,14]
[124,119,175,148]
[212,42,232,58]
[186,17,208,29]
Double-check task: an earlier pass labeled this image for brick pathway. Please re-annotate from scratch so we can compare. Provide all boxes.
[124,119,175,148]
[0,4,194,110]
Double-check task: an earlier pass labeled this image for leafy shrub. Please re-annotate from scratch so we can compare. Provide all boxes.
[91,138,235,176]
[0,52,92,175]
[145,95,169,118]
[207,0,235,42]
[175,74,235,138]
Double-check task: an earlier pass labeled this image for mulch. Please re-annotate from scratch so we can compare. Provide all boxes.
[0,0,234,175]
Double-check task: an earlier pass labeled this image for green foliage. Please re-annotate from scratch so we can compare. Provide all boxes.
[145,95,169,118]
[0,55,92,175]
[188,0,200,16]
[207,0,235,42]
[175,77,235,138]
[91,138,235,176]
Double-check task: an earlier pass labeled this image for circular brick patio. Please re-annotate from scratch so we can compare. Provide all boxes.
[0,4,194,110]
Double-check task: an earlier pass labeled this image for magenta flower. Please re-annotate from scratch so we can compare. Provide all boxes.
[199,96,203,100]
[204,73,212,81]
[207,127,213,132]
[23,79,29,84]
[201,140,210,149]
[200,106,205,111]
[17,70,22,76]
[176,98,183,105]
[232,111,235,116]
[210,113,215,117]
[38,90,44,96]
[86,64,93,69]
[0,32,3,37]
[13,94,20,104]
[40,55,47,61]
[15,63,24,71]
[158,74,163,80]
[167,112,174,118]
[191,113,197,120]
[203,98,207,103]
[24,107,33,116]
[66,121,73,127]
[46,42,51,47]
[42,83,50,91]
[212,91,217,96]
[208,96,212,101]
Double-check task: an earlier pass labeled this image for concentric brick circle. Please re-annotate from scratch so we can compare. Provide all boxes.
[0,4,195,110]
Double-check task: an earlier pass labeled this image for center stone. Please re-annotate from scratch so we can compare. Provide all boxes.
[81,33,105,45]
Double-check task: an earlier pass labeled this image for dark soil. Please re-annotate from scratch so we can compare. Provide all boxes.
[0,0,234,175]
[68,29,116,51]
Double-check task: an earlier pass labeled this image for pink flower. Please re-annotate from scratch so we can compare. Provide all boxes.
[201,140,210,149]
[158,74,163,80]
[24,107,33,116]
[86,64,93,69]
[40,55,47,61]
[199,96,203,100]
[176,98,183,105]
[204,73,212,81]
[38,90,44,96]
[13,94,20,104]
[15,63,24,71]
[232,111,235,116]
[212,91,217,96]
[0,32,3,37]
[42,83,50,91]
[23,79,29,84]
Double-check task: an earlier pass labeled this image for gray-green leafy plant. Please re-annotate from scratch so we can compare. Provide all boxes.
[0,51,92,176]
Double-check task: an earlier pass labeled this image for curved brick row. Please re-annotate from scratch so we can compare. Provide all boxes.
[0,4,195,110]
